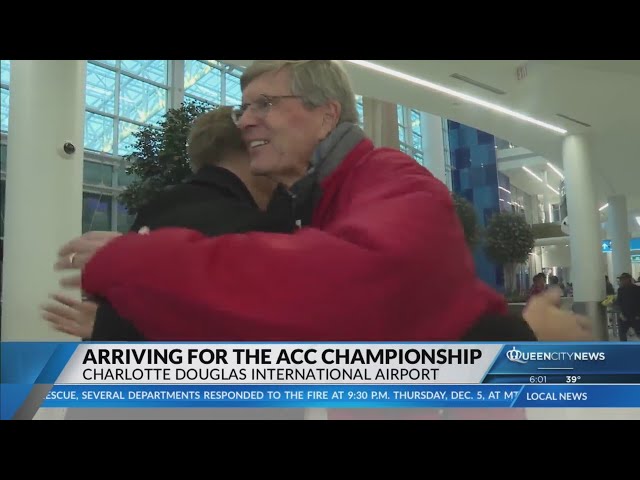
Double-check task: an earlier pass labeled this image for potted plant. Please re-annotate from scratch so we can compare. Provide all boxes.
[118,99,212,215]
[484,212,535,295]
[452,193,481,249]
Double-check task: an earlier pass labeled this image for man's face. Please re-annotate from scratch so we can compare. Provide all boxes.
[236,69,337,187]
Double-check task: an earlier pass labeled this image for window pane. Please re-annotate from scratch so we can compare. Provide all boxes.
[84,112,114,153]
[119,75,167,125]
[1,87,9,132]
[397,105,405,126]
[225,72,242,106]
[412,132,423,151]
[414,151,424,166]
[411,109,421,132]
[356,96,364,127]
[86,63,116,114]
[398,124,406,144]
[184,60,221,104]
[82,193,112,232]
[116,161,138,188]
[0,60,9,85]
[118,121,143,156]
[84,161,113,186]
[116,201,136,233]
[120,60,167,84]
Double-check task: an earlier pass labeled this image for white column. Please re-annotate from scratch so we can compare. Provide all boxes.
[562,135,606,338]
[169,60,185,110]
[531,195,541,224]
[607,195,631,279]
[605,253,614,284]
[1,60,86,341]
[420,112,447,184]
[543,171,552,223]
[362,97,399,150]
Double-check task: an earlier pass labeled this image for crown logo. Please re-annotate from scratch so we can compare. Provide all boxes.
[506,347,527,364]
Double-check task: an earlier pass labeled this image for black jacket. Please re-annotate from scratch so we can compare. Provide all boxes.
[617,284,640,321]
[90,166,294,341]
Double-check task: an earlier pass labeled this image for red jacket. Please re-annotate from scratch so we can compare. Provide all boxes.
[83,139,507,341]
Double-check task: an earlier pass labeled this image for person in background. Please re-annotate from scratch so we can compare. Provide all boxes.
[615,272,640,341]
[42,106,293,340]
[528,273,546,303]
[548,275,566,296]
[605,276,615,295]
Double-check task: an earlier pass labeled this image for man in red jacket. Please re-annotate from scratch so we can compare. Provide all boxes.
[56,61,590,418]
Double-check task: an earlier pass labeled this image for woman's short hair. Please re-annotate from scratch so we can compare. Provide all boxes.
[187,106,247,172]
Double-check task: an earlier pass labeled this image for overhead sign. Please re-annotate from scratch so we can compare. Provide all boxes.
[601,238,640,253]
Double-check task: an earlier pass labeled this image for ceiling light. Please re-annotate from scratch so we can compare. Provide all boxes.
[522,166,543,182]
[499,186,511,194]
[345,60,569,135]
[636,216,640,227]
[547,162,565,179]
[599,203,609,212]
[546,184,559,195]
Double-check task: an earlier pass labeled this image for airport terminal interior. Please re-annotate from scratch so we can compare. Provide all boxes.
[1,60,638,342]
[1,60,639,421]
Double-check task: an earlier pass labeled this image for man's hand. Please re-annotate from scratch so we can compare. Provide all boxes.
[523,288,593,341]
[55,231,122,288]
[41,293,98,339]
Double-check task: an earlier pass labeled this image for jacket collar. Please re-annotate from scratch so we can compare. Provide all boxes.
[186,165,258,208]
[278,123,368,228]
[309,122,367,183]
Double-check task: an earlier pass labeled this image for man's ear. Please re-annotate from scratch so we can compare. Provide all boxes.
[320,100,341,137]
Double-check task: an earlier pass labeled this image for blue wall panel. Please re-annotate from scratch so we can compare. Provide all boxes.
[448,121,504,292]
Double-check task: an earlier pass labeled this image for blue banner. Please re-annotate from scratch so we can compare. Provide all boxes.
[4,341,640,419]
[483,343,640,384]
[40,384,640,408]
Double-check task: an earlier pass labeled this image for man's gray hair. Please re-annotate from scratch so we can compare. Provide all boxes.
[240,60,359,125]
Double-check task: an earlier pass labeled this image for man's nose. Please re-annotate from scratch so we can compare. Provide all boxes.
[236,106,259,129]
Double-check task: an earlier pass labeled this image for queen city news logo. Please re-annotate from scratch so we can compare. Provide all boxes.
[505,346,606,364]
[506,347,527,364]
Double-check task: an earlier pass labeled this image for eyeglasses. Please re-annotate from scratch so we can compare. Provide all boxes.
[231,94,302,125]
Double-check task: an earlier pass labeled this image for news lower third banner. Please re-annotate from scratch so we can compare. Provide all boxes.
[2,342,640,419]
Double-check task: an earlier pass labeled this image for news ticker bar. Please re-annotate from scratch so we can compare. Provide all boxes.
[41,384,640,408]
